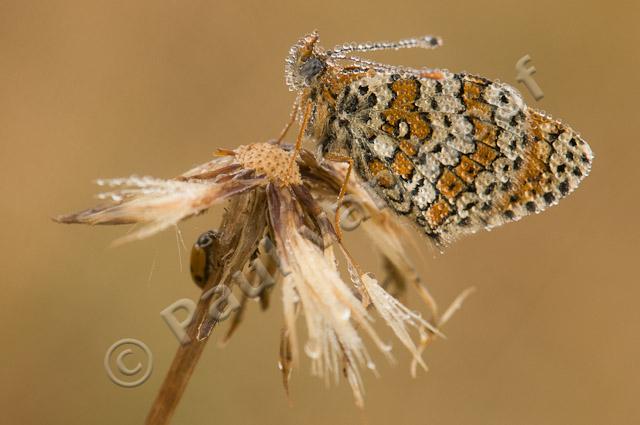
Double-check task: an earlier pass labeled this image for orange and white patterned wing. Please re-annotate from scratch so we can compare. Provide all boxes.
[329,70,593,245]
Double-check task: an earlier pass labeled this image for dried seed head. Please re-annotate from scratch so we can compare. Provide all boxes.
[235,143,301,185]
[57,141,471,407]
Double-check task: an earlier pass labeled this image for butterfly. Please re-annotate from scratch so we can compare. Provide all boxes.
[281,32,593,246]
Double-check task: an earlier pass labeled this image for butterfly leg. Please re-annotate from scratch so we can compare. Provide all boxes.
[286,101,312,181]
[321,154,370,297]
[322,153,354,242]
[276,97,299,144]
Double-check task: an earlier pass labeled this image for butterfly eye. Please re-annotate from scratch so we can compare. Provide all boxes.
[300,56,325,83]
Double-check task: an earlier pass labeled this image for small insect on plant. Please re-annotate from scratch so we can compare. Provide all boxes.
[56,32,592,425]
[283,32,592,245]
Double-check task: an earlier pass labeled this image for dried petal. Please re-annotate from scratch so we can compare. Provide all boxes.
[56,175,265,244]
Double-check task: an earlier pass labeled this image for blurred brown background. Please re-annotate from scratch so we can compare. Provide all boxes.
[1,1,638,424]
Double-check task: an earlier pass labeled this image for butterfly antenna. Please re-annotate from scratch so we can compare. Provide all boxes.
[328,35,442,57]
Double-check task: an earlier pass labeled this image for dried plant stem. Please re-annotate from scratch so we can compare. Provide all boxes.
[145,191,267,425]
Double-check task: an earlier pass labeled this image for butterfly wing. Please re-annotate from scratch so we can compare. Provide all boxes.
[332,70,593,245]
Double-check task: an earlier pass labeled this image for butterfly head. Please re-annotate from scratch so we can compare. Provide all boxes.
[285,31,328,91]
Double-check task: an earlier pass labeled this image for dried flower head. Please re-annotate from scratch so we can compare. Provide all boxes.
[56,141,469,408]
